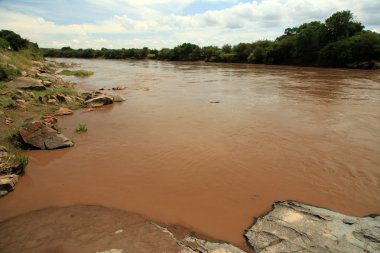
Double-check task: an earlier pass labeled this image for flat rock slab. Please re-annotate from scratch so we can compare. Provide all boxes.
[8,77,46,90]
[245,200,380,253]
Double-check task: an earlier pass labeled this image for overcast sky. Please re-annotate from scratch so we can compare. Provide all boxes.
[0,0,379,49]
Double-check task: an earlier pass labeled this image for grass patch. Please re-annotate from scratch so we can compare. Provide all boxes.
[0,95,16,109]
[31,85,78,98]
[0,64,21,79]
[75,123,87,133]
[0,81,7,90]
[6,152,28,174]
[0,46,43,72]
[59,69,94,77]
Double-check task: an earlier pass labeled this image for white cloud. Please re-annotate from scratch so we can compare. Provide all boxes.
[0,0,379,49]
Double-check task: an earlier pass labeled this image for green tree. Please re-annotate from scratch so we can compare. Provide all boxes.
[0,30,30,51]
[325,10,363,42]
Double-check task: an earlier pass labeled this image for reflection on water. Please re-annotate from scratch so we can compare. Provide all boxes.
[1,58,379,249]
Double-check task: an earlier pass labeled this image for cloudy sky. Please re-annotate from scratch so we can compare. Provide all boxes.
[0,0,379,49]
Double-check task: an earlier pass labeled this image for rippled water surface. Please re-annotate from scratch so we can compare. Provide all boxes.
[1,59,380,249]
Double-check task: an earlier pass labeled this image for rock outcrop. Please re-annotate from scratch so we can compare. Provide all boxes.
[8,77,46,90]
[19,119,73,150]
[245,200,380,253]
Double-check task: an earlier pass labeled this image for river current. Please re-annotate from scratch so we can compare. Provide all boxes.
[1,59,379,248]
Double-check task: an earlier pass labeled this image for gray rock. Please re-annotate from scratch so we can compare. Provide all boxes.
[8,77,46,90]
[182,236,247,253]
[19,119,73,150]
[85,95,113,106]
[152,223,246,253]
[245,200,380,253]
[111,94,126,102]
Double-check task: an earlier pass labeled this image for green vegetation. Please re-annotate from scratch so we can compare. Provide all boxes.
[0,30,43,80]
[0,64,21,80]
[6,153,28,174]
[75,123,88,133]
[42,10,380,68]
[0,96,17,109]
[32,85,78,98]
[59,69,94,77]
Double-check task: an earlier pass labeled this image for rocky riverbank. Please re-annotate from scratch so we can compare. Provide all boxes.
[0,59,126,196]
[0,201,378,253]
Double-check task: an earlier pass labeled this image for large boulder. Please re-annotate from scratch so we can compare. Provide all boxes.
[19,119,73,150]
[245,200,380,253]
[8,77,46,90]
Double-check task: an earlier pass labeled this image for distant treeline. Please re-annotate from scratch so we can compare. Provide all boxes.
[42,11,380,68]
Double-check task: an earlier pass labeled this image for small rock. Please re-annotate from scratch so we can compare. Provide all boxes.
[114,229,123,234]
[19,119,74,150]
[42,115,58,125]
[16,99,26,108]
[112,86,126,90]
[83,108,94,113]
[21,71,27,77]
[54,107,73,116]
[111,95,126,102]
[47,98,57,104]
[210,101,220,103]
[0,174,18,197]
[42,80,52,87]
[5,118,13,125]
[0,146,8,159]
[56,94,72,103]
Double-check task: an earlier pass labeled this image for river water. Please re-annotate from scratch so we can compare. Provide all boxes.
[1,59,380,249]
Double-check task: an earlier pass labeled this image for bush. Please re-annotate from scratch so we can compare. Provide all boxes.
[0,30,30,51]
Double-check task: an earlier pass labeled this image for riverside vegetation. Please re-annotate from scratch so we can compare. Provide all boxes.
[42,11,380,69]
[0,30,125,197]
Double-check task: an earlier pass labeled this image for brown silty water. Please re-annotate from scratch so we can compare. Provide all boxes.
[1,59,380,249]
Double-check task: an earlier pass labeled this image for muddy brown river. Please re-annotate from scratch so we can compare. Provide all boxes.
[1,59,380,249]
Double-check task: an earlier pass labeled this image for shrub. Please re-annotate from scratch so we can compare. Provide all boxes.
[75,123,88,133]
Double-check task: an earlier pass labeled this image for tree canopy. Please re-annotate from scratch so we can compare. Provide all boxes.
[41,10,379,68]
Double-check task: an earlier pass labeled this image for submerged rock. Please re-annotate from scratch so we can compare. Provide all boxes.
[245,200,380,253]
[112,86,126,90]
[19,119,73,150]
